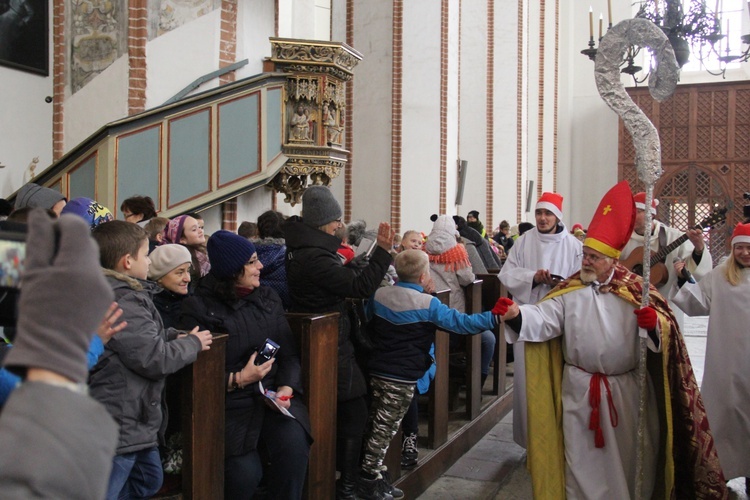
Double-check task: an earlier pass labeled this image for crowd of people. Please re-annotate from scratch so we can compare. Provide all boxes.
[0,179,748,500]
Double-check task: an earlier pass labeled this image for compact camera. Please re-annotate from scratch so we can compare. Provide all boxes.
[0,221,27,329]
[0,222,26,291]
[743,192,750,222]
[254,338,280,365]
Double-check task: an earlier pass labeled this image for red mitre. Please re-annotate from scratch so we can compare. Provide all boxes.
[583,181,635,259]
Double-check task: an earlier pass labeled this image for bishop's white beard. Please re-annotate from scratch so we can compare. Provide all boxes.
[580,268,598,284]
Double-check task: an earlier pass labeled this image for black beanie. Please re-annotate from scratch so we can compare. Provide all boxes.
[207,230,257,278]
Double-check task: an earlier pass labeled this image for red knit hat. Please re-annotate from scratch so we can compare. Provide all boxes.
[536,192,563,220]
[633,192,659,215]
[731,222,750,246]
[583,181,635,259]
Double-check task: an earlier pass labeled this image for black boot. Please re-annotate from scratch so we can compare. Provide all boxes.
[336,438,361,500]
[355,472,394,500]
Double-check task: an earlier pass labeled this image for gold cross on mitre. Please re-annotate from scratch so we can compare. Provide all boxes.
[602,204,612,215]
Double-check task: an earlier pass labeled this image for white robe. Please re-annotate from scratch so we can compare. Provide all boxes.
[506,285,661,500]
[622,221,713,327]
[498,225,582,448]
[671,264,750,480]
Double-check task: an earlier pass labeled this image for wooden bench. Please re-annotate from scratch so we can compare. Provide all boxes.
[286,312,340,500]
[167,333,227,500]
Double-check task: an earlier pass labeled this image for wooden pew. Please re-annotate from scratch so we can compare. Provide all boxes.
[428,289,451,449]
[178,333,228,499]
[475,273,508,396]
[463,279,483,419]
[286,312,340,500]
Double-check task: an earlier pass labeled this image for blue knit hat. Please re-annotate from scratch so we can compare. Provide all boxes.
[61,197,114,230]
[207,230,257,279]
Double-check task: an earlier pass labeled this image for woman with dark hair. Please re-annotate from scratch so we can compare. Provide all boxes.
[255,210,291,309]
[120,196,157,224]
[179,231,311,500]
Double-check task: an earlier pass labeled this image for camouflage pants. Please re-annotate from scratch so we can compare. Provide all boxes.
[361,376,416,476]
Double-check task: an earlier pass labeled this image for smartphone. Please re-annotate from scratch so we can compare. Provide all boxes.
[254,338,280,365]
[0,224,27,290]
[354,237,377,258]
[550,274,565,284]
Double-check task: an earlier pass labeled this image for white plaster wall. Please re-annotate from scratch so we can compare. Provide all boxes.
[331,0,347,42]
[399,0,442,233]
[235,187,274,226]
[235,0,277,80]
[146,10,221,108]
[492,0,521,225]
[0,68,53,198]
[199,204,222,236]
[350,0,394,227]
[457,0,488,220]
[65,57,129,153]
[444,0,460,219]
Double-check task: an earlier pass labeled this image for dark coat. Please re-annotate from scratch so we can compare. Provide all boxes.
[255,237,292,310]
[89,270,202,455]
[179,274,311,456]
[152,287,188,331]
[283,219,393,401]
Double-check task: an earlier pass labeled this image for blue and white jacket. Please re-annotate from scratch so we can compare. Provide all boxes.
[366,282,497,383]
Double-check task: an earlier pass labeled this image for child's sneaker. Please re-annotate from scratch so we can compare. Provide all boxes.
[401,432,419,470]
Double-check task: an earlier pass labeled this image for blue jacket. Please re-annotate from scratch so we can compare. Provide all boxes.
[366,282,496,383]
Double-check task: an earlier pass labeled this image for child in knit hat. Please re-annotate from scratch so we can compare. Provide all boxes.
[162,214,210,288]
[425,215,496,388]
[61,197,114,230]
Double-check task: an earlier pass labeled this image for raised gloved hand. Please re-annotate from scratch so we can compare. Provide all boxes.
[633,307,658,331]
[5,210,114,383]
[492,297,515,316]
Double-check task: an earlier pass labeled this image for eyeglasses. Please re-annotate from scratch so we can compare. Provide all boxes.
[580,251,607,263]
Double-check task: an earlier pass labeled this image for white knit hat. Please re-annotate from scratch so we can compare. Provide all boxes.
[148,244,192,280]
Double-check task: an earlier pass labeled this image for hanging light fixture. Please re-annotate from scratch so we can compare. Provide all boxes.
[582,0,750,83]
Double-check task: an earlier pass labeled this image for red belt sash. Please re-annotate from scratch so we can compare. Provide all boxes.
[576,366,619,448]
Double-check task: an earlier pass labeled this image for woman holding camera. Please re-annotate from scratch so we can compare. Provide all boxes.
[179,230,311,500]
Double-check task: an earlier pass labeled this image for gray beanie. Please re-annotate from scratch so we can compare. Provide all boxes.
[302,186,342,228]
[148,244,192,280]
[15,183,66,211]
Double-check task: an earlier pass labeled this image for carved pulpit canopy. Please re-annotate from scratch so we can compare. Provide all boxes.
[265,38,362,205]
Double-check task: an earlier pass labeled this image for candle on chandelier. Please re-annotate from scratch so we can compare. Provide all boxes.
[607,0,612,27]
[599,13,603,40]
[589,6,594,40]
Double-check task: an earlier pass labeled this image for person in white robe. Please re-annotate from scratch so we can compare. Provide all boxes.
[671,222,750,485]
[497,181,727,500]
[498,192,581,448]
[620,192,713,326]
